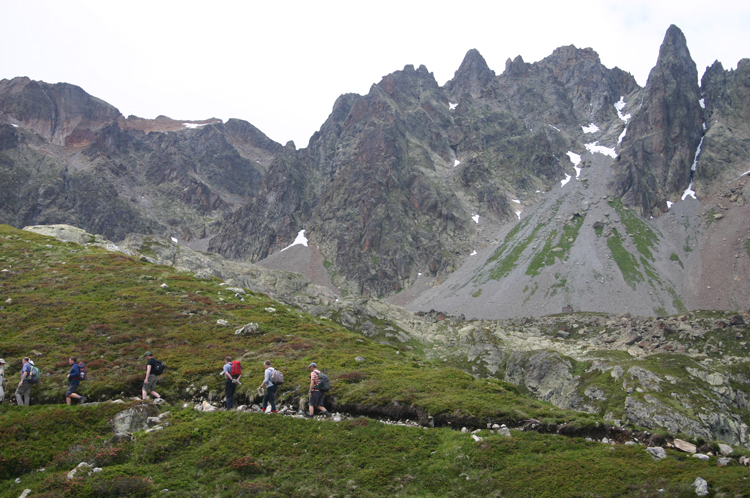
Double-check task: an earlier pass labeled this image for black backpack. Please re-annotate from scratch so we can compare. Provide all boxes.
[153,360,165,376]
[78,362,87,381]
[316,372,330,392]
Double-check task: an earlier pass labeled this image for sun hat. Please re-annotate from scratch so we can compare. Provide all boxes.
[308,362,317,368]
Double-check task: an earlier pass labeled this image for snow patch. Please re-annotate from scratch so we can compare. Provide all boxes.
[691,136,704,171]
[170,237,178,243]
[699,98,705,109]
[560,174,572,187]
[548,124,560,131]
[281,230,308,251]
[585,142,617,158]
[454,159,461,167]
[511,199,521,204]
[582,123,599,134]
[469,250,477,256]
[182,122,208,129]
[614,97,631,123]
[514,209,522,220]
[449,102,458,110]
[618,128,627,144]
[471,214,479,224]
[567,151,582,178]
[11,123,18,128]
[666,201,673,209]
[682,182,697,200]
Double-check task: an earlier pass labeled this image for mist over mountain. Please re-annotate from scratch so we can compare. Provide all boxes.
[1,24,749,317]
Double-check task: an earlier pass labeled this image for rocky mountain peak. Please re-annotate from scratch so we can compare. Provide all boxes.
[503,55,529,78]
[609,24,703,216]
[445,48,496,99]
[656,24,696,76]
[0,76,122,146]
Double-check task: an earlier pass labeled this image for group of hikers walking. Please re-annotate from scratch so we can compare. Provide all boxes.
[223,357,330,417]
[0,353,331,416]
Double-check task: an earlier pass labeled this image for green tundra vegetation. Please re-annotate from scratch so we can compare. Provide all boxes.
[1,225,749,497]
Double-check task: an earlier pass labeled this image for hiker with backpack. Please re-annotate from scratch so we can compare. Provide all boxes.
[15,357,34,406]
[142,351,163,401]
[0,358,5,403]
[259,360,281,413]
[307,362,330,418]
[65,356,86,405]
[223,356,241,409]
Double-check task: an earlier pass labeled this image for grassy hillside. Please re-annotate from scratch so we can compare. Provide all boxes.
[2,224,749,497]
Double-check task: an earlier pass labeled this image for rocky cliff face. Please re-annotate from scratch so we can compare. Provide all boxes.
[698,58,750,195]
[0,77,121,146]
[0,77,279,242]
[610,25,704,217]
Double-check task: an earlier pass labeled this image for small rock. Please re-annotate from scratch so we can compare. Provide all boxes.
[646,447,667,460]
[717,457,733,467]
[160,283,169,288]
[718,443,733,456]
[355,356,365,362]
[497,426,512,437]
[14,478,20,484]
[93,467,103,473]
[216,319,230,326]
[692,454,710,461]
[693,477,708,497]
[19,490,32,498]
[234,322,259,336]
[461,427,469,433]
[471,434,483,442]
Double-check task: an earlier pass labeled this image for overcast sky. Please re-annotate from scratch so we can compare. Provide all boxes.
[2,0,749,146]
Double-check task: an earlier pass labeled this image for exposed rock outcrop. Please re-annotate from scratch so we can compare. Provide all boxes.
[610,25,704,216]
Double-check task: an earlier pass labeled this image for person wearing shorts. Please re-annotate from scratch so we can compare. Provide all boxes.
[65,356,85,405]
[142,351,161,400]
[307,362,329,418]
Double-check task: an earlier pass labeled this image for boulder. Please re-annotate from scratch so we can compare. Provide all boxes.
[673,439,697,453]
[646,447,667,460]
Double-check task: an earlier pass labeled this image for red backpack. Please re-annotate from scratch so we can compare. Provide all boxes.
[230,360,242,377]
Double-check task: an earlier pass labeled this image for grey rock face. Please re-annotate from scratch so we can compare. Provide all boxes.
[505,351,582,409]
[698,58,750,196]
[610,25,704,216]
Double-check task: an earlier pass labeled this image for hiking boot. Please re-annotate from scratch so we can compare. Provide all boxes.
[321,411,331,417]
[272,410,277,413]
[79,396,87,404]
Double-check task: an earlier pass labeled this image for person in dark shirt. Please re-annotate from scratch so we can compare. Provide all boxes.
[142,351,162,401]
[66,356,86,405]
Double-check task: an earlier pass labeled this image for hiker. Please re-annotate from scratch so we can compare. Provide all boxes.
[259,360,277,413]
[142,351,162,401]
[223,356,239,409]
[0,358,6,403]
[65,356,86,405]
[307,362,329,418]
[15,357,33,406]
